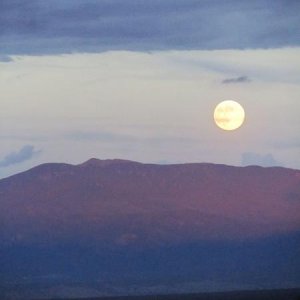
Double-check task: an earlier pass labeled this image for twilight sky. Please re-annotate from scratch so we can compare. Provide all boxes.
[0,0,300,178]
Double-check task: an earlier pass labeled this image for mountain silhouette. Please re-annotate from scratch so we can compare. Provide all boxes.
[0,159,299,298]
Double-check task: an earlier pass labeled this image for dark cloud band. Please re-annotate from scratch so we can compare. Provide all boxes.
[0,0,299,55]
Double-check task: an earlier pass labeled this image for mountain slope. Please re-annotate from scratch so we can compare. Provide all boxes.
[0,159,299,297]
[1,159,299,245]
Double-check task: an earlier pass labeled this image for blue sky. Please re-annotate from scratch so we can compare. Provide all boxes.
[0,0,300,178]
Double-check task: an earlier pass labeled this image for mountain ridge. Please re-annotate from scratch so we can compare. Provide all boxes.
[2,158,298,184]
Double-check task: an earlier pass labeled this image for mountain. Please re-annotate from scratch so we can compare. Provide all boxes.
[0,159,300,298]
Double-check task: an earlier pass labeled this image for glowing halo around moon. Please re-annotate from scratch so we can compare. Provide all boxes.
[214,100,245,131]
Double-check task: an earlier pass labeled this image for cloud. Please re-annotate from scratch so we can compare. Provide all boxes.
[271,138,300,149]
[65,130,199,146]
[0,0,299,55]
[241,152,282,167]
[65,131,136,142]
[222,76,250,84]
[0,145,41,168]
[0,55,13,62]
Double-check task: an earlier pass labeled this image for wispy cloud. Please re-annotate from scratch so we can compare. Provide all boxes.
[0,0,299,55]
[271,138,300,149]
[65,130,199,145]
[0,55,13,62]
[0,145,41,168]
[241,152,282,167]
[65,131,136,143]
[222,76,250,84]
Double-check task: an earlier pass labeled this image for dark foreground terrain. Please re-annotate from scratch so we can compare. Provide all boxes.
[48,289,300,300]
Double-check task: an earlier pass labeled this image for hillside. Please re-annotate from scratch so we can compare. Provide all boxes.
[0,159,299,298]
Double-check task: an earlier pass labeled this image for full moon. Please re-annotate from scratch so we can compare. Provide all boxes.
[214,100,245,131]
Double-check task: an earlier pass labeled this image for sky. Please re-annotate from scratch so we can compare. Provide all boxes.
[0,0,300,178]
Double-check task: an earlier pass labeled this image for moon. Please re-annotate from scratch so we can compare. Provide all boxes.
[214,100,245,131]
